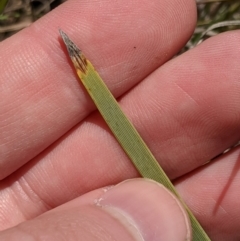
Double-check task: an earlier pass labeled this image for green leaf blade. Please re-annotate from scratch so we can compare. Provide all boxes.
[59,29,211,241]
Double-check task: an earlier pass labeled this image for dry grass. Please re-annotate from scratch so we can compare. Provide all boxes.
[0,0,66,40]
[183,0,240,52]
[1,0,240,49]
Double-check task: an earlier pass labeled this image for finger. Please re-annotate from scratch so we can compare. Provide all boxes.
[175,146,240,241]
[0,0,196,179]
[0,179,191,241]
[1,30,240,228]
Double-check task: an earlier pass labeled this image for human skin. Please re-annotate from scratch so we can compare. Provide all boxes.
[0,0,240,240]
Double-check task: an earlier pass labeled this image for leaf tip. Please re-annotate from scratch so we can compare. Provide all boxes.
[59,29,88,74]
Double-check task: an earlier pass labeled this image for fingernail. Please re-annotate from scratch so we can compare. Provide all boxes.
[96,179,191,241]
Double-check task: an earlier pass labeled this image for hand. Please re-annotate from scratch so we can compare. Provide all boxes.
[0,0,240,240]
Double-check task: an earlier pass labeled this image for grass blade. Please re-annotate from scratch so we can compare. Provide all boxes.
[59,29,211,241]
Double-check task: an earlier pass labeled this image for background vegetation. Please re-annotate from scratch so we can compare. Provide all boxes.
[0,0,240,48]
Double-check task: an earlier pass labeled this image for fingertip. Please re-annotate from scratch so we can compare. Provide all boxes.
[98,178,191,241]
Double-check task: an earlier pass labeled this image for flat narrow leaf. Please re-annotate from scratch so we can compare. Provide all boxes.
[59,29,211,241]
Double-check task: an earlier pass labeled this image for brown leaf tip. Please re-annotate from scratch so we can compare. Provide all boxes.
[59,29,87,74]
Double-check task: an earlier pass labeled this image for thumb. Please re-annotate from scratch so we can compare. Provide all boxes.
[0,179,191,241]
